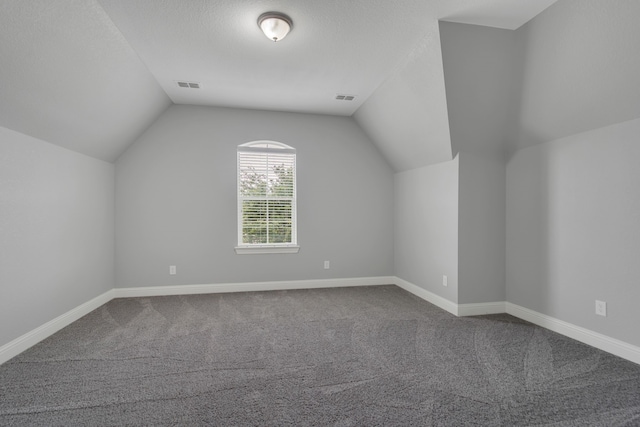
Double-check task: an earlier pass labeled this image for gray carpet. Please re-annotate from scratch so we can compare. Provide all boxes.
[1,285,640,426]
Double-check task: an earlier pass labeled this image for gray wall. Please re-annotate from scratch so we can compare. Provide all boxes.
[458,151,506,304]
[394,157,459,303]
[115,105,394,288]
[439,21,519,154]
[504,0,640,348]
[438,22,512,304]
[506,118,640,347]
[0,126,114,347]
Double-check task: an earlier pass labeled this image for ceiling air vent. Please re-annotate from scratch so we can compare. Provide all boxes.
[177,81,200,89]
[335,94,356,101]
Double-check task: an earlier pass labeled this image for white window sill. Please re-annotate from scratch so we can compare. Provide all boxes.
[235,245,300,255]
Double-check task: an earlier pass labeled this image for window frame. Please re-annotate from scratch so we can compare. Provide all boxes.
[235,141,299,255]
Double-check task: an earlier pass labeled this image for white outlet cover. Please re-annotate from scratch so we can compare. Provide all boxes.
[442,275,448,286]
[595,300,607,317]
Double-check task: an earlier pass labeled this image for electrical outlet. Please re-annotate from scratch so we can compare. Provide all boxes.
[170,265,177,275]
[442,275,448,287]
[324,261,330,270]
[595,300,606,317]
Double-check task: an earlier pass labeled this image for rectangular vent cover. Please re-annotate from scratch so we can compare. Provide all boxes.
[177,81,200,89]
[336,94,355,101]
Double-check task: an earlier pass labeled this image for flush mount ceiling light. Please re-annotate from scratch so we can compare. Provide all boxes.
[258,12,293,42]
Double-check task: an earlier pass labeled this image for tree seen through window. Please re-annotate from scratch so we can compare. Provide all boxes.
[238,142,296,246]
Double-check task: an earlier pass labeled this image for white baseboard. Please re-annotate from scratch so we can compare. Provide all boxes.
[111,276,395,298]
[0,290,115,365]
[394,277,459,316]
[458,301,506,316]
[506,302,640,365]
[392,278,640,365]
[393,278,506,317]
[4,278,639,368]
[0,277,394,365]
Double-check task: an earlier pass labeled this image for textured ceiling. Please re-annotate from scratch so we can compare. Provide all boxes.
[0,0,557,164]
[441,0,557,30]
[97,0,557,117]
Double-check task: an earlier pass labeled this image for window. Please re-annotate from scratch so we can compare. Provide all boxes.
[236,141,298,254]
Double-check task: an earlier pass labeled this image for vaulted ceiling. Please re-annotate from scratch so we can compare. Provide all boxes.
[0,0,556,165]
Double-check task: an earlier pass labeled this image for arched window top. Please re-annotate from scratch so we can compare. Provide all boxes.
[236,139,298,253]
[238,140,295,153]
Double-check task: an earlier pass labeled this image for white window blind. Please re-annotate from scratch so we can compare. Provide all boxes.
[237,142,296,248]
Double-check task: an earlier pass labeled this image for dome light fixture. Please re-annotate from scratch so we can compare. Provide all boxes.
[258,12,293,42]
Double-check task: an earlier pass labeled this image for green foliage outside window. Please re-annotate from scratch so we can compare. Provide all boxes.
[240,164,294,244]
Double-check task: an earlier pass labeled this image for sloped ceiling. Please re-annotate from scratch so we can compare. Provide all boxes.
[354,22,454,171]
[514,0,640,153]
[439,1,640,159]
[0,0,171,162]
[0,0,557,165]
